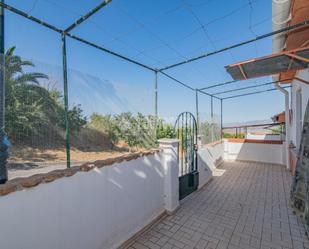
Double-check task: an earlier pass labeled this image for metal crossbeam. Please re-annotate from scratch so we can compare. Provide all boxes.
[286,53,309,63]
[0,2,62,33]
[0,2,156,72]
[66,33,156,72]
[5,1,211,93]
[222,86,291,99]
[1,1,294,101]
[197,89,221,100]
[1,1,206,92]
[64,0,112,33]
[159,71,220,98]
[223,122,283,130]
[295,77,309,85]
[159,71,195,91]
[212,79,291,96]
[199,79,238,91]
[159,20,309,71]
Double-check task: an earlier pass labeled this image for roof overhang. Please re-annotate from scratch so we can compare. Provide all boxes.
[225,46,309,81]
[275,0,309,82]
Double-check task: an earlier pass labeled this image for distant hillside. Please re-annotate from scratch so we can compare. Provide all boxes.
[223,119,273,128]
[223,119,280,135]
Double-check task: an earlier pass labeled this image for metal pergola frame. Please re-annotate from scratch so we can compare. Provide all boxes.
[0,1,307,171]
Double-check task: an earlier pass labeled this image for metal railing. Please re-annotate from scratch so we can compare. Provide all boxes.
[222,122,285,139]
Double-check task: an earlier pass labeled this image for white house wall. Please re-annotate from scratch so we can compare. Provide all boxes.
[290,69,309,148]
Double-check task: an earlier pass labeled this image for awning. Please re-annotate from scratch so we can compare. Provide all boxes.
[225,46,309,80]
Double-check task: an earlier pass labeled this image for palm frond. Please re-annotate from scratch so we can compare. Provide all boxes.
[15,72,48,85]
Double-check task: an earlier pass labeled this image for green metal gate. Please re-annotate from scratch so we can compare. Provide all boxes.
[174,112,198,200]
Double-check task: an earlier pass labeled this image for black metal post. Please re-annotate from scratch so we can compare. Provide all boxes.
[155,71,158,120]
[154,71,158,139]
[211,96,214,142]
[0,0,8,184]
[195,89,199,133]
[61,33,71,168]
[220,99,223,139]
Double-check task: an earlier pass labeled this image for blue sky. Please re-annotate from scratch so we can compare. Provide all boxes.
[5,0,287,124]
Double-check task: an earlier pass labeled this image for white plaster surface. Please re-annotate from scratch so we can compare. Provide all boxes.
[246,133,281,141]
[0,153,166,249]
[290,69,309,148]
[224,140,284,165]
[159,139,180,213]
[198,141,224,188]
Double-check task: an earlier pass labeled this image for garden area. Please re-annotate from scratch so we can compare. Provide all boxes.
[5,45,221,179]
[6,46,220,173]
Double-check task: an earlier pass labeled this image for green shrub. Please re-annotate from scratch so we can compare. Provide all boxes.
[223,132,245,138]
[156,120,175,139]
[5,47,86,142]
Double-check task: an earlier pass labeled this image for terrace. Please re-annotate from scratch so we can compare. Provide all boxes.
[124,161,309,249]
[0,1,308,249]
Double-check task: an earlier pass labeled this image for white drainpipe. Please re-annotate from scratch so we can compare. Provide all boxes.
[272,0,291,53]
[272,0,292,170]
[274,82,290,170]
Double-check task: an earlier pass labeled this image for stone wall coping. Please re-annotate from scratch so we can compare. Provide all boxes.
[0,149,161,197]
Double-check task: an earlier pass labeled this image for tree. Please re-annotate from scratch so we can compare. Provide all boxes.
[89,113,119,143]
[5,47,49,140]
[5,47,87,143]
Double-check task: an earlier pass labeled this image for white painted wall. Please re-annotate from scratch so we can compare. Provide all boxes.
[0,137,287,249]
[224,140,284,165]
[198,141,224,188]
[159,139,180,213]
[290,69,309,149]
[246,133,281,141]
[0,153,166,249]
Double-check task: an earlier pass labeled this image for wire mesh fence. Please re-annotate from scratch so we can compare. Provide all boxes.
[2,0,295,181]
[5,43,221,179]
[198,112,221,145]
[6,55,67,174]
[4,19,207,179]
[196,91,222,145]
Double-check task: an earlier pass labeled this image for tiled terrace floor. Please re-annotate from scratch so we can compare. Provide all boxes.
[124,161,309,249]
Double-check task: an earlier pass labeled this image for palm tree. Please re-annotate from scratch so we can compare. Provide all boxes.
[5,46,48,85]
[4,46,49,140]
[4,47,86,144]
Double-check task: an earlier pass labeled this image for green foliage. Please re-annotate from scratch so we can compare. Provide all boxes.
[89,113,177,149]
[89,113,120,144]
[156,119,175,139]
[199,121,221,144]
[4,47,175,150]
[271,127,282,135]
[223,132,245,138]
[5,46,86,142]
[89,112,159,149]
[63,105,87,132]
